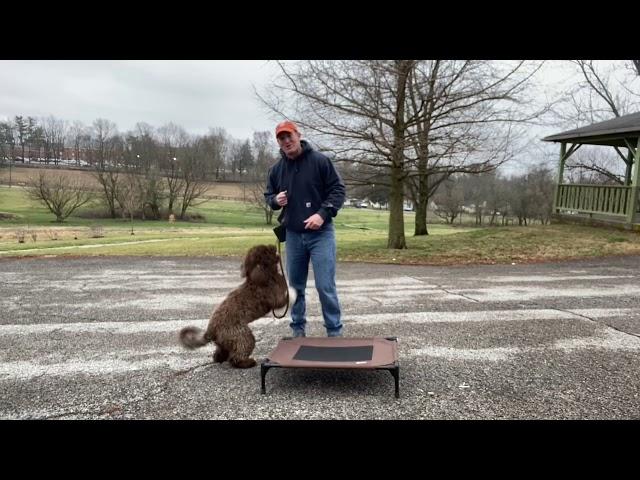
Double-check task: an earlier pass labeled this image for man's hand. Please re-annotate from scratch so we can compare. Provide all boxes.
[303,213,324,230]
[275,191,288,207]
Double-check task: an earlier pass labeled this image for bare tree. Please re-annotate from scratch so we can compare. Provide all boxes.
[461,173,492,225]
[177,138,209,219]
[140,166,166,219]
[507,175,533,226]
[252,131,273,163]
[0,120,16,188]
[157,122,189,214]
[246,179,275,224]
[117,172,143,234]
[91,118,121,218]
[258,60,416,249]
[258,60,543,247]
[558,60,640,127]
[0,120,15,163]
[202,127,229,181]
[14,116,28,163]
[26,117,42,163]
[226,137,255,180]
[483,172,510,226]
[123,122,166,219]
[527,165,555,224]
[26,171,94,222]
[245,131,278,224]
[405,60,544,235]
[227,138,244,180]
[432,176,464,224]
[68,120,89,166]
[237,139,254,177]
[41,115,67,165]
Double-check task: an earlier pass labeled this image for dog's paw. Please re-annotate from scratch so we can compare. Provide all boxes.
[213,349,229,363]
[230,358,257,368]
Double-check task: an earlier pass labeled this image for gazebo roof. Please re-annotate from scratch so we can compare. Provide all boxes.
[542,112,640,147]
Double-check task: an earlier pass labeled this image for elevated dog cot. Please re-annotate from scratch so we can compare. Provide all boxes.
[261,336,400,398]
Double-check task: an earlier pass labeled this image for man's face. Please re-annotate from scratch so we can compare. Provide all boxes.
[277,131,302,158]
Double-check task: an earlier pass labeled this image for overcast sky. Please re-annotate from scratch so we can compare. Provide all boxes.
[0,60,612,169]
[0,60,282,141]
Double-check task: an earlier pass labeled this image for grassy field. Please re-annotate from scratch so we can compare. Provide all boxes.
[2,184,640,264]
[0,165,247,199]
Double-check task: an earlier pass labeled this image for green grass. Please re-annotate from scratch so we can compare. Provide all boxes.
[3,184,640,264]
[337,224,640,265]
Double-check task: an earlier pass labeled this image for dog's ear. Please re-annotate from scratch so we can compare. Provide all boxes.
[248,264,269,286]
[241,249,258,279]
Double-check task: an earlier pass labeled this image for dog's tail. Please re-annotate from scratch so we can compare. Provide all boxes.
[179,326,211,349]
[288,287,297,306]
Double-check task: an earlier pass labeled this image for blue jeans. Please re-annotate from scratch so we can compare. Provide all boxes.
[285,224,342,336]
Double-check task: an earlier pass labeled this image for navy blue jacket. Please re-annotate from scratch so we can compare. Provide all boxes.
[265,140,346,233]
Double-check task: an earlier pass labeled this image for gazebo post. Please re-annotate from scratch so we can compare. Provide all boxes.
[626,137,640,226]
[625,149,633,186]
[553,142,567,214]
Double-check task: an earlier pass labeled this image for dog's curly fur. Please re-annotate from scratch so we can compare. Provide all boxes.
[179,244,289,368]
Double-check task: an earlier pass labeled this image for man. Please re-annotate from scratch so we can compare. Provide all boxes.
[265,120,346,337]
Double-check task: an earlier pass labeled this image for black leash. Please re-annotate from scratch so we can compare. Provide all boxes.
[272,239,290,319]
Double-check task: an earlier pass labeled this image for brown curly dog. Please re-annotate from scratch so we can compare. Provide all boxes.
[179,244,289,368]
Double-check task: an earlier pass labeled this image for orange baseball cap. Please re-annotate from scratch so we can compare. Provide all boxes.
[275,120,299,138]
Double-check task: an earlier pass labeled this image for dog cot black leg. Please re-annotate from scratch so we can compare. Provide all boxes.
[388,366,400,398]
[261,363,270,394]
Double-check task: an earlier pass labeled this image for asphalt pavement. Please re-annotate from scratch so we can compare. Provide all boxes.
[1,254,639,419]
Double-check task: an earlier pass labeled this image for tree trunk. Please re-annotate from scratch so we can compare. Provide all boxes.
[387,60,411,250]
[150,204,160,219]
[413,165,429,235]
[414,199,428,235]
[413,139,430,236]
[387,163,406,249]
[103,185,117,218]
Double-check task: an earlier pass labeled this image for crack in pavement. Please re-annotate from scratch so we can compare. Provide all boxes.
[551,307,640,340]
[170,361,213,377]
[437,286,481,303]
[39,378,183,419]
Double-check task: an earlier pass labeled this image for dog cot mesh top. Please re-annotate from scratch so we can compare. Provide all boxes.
[266,337,397,369]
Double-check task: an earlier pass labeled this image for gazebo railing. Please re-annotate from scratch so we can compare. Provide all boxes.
[555,184,632,216]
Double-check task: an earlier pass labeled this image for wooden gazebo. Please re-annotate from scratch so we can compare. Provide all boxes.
[543,112,640,230]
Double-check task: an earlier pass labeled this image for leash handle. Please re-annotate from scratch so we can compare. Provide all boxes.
[272,239,290,319]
